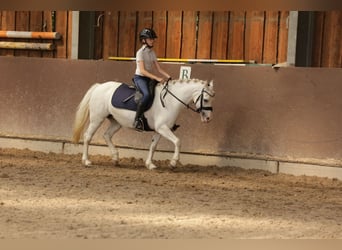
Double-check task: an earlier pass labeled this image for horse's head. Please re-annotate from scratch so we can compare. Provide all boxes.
[194,80,215,123]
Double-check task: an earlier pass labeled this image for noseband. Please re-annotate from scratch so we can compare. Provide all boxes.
[160,81,214,113]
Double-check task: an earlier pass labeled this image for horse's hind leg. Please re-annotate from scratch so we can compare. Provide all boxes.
[145,133,161,170]
[103,116,121,165]
[82,117,104,166]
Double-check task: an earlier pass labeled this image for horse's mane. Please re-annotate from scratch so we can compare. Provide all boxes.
[169,78,208,85]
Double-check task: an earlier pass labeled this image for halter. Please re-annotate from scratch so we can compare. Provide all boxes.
[160,80,214,113]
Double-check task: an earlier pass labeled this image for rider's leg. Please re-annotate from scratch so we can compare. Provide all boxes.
[133,100,145,130]
[133,76,151,130]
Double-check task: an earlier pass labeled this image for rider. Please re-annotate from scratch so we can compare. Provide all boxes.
[133,28,171,130]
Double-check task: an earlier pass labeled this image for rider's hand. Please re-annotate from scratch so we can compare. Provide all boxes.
[156,77,163,82]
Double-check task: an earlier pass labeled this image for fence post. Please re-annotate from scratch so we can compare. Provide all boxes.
[287,11,298,65]
[70,11,80,59]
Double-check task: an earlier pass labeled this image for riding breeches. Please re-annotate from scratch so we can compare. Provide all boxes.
[133,75,152,107]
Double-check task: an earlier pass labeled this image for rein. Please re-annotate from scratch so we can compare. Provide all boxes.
[160,80,214,113]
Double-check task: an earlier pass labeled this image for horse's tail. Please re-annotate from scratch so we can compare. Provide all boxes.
[72,83,100,143]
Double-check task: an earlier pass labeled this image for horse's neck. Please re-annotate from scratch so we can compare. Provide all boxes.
[165,81,202,104]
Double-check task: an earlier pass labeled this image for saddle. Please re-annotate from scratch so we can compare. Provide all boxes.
[111,79,157,111]
[111,79,158,131]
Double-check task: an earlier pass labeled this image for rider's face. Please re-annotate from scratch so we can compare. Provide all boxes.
[145,38,155,47]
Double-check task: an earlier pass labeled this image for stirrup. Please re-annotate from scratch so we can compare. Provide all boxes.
[133,119,144,132]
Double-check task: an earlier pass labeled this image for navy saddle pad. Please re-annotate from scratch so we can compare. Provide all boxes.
[111,83,153,111]
[111,83,178,132]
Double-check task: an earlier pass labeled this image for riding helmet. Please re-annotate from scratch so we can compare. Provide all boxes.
[139,28,158,41]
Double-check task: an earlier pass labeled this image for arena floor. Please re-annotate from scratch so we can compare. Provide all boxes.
[0,148,341,239]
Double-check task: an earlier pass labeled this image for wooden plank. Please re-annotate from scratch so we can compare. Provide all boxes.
[14,11,30,57]
[0,41,55,50]
[228,11,245,60]
[196,11,213,59]
[0,11,15,56]
[42,11,54,58]
[321,11,342,67]
[93,11,104,59]
[311,11,325,67]
[1,11,15,30]
[15,11,30,32]
[263,11,279,64]
[29,11,43,32]
[102,10,119,59]
[152,11,167,58]
[67,11,73,59]
[29,11,43,57]
[340,25,342,68]
[55,11,68,58]
[136,11,153,53]
[166,11,182,58]
[137,11,153,30]
[277,11,289,63]
[211,11,229,59]
[245,11,265,63]
[181,11,197,59]
[118,11,136,57]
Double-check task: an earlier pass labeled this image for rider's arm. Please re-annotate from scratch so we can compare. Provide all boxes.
[154,61,170,79]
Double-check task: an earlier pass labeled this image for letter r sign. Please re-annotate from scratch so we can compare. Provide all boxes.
[179,66,191,79]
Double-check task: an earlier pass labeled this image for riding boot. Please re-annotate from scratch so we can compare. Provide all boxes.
[133,102,145,131]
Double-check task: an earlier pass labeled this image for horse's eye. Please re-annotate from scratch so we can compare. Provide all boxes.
[203,99,209,103]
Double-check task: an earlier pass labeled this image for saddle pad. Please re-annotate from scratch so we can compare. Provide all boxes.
[111,83,154,112]
[111,83,138,111]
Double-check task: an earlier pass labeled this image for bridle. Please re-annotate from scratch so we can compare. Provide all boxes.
[194,88,214,113]
[160,80,214,113]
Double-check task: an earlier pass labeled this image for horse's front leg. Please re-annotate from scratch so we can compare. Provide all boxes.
[156,125,180,168]
[145,133,161,170]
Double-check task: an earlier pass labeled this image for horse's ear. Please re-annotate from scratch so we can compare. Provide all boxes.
[208,80,215,96]
[208,80,214,89]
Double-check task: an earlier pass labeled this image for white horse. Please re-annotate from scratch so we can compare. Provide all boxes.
[72,78,215,169]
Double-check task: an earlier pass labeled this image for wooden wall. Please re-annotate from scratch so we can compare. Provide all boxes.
[102,10,290,64]
[0,10,341,67]
[0,11,72,58]
[312,11,342,68]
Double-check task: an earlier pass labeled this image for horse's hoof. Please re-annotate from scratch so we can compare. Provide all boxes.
[82,159,92,166]
[146,163,157,170]
[170,159,177,168]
